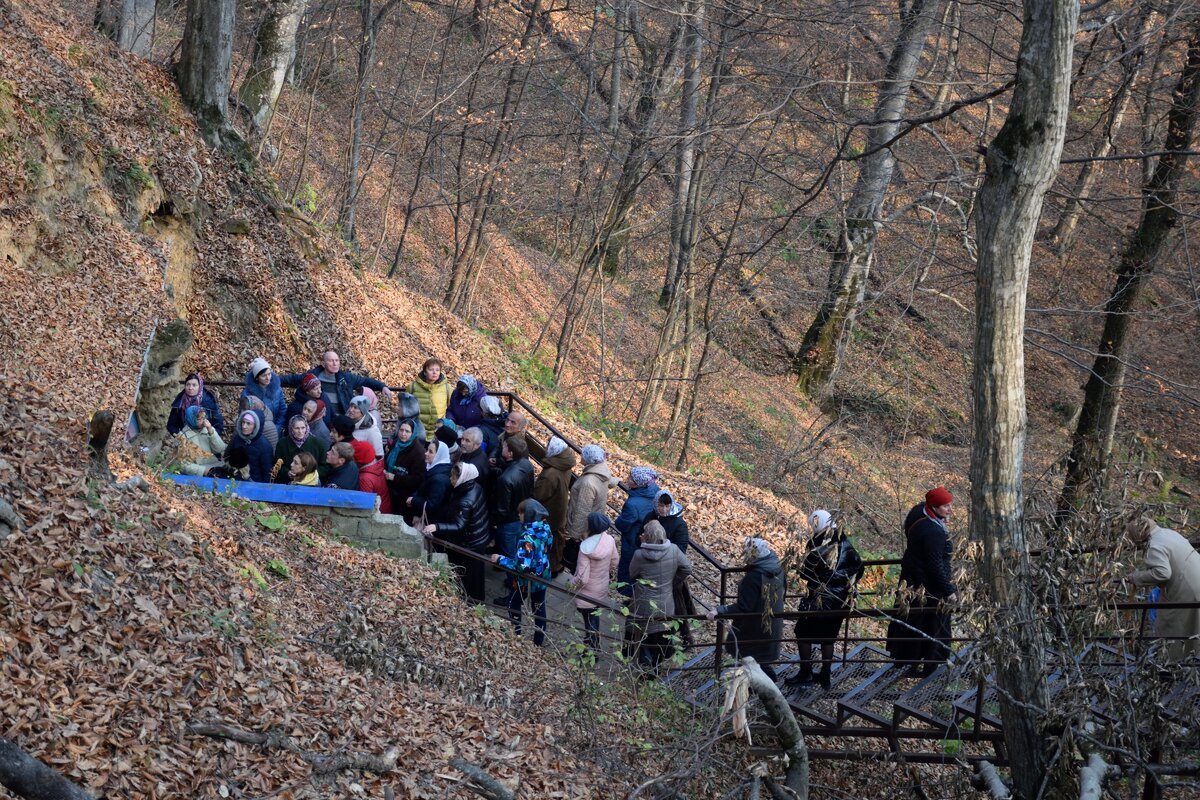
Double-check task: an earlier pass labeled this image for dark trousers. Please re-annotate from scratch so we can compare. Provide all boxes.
[639,631,673,671]
[578,607,601,649]
[506,584,547,646]
[449,549,486,604]
[887,597,952,671]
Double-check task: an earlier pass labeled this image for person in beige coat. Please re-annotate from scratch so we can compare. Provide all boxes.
[1127,516,1200,663]
[565,445,617,569]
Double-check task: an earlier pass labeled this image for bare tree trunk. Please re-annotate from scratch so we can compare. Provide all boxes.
[95,0,154,56]
[970,0,1076,797]
[608,0,624,137]
[793,0,942,395]
[177,0,243,153]
[932,0,961,112]
[1057,19,1200,520]
[1050,5,1155,251]
[238,0,307,135]
[0,737,95,800]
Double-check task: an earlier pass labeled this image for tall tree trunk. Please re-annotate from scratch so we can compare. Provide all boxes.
[178,0,241,151]
[95,0,154,56]
[659,0,704,307]
[970,0,1076,798]
[1057,19,1200,520]
[1050,5,1155,251]
[608,0,624,137]
[793,0,942,395]
[238,0,307,135]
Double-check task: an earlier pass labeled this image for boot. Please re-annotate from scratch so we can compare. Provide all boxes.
[817,669,831,690]
[786,665,815,687]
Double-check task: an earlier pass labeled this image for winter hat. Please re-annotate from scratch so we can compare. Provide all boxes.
[455,462,480,487]
[436,425,460,448]
[481,395,502,417]
[925,487,953,509]
[581,444,606,466]
[743,537,773,563]
[300,373,321,393]
[351,440,376,465]
[350,396,372,417]
[587,512,613,537]
[808,509,833,534]
[238,411,262,440]
[249,357,271,379]
[545,436,567,459]
[331,415,356,439]
[629,466,658,488]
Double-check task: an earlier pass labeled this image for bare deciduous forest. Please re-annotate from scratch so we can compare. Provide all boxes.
[0,0,1198,796]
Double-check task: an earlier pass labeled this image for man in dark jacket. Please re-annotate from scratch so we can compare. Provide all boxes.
[887,486,957,675]
[280,351,393,417]
[459,428,491,495]
[707,538,787,681]
[490,435,534,557]
[323,442,360,490]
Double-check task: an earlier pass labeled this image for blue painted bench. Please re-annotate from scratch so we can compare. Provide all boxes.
[166,474,378,510]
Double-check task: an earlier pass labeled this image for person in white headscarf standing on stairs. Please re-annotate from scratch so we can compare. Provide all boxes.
[786,510,864,689]
[707,537,788,681]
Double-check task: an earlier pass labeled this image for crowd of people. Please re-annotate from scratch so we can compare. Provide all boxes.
[168,357,1200,678]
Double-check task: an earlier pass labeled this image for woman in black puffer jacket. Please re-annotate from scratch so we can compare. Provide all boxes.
[788,510,864,689]
[424,462,490,603]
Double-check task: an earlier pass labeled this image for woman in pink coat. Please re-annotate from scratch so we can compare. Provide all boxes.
[571,512,618,650]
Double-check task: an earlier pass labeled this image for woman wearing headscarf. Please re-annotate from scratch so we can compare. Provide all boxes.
[446,374,488,430]
[347,395,384,459]
[284,373,325,427]
[615,466,660,597]
[409,440,453,524]
[707,538,788,681]
[239,395,279,449]
[788,510,864,689]
[177,406,226,476]
[241,357,287,435]
[385,419,427,516]
[629,520,693,673]
[409,358,454,435]
[566,445,617,571]
[571,513,619,650]
[423,462,491,602]
[1126,515,1200,663]
[272,416,328,484]
[225,410,273,483]
[168,373,224,436]
[358,386,383,428]
[643,490,695,646]
[532,436,577,575]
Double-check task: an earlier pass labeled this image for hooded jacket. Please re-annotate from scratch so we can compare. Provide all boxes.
[532,447,576,540]
[226,410,273,483]
[615,482,660,596]
[357,458,393,514]
[280,365,388,417]
[800,528,864,610]
[241,369,288,433]
[642,491,689,552]
[719,551,787,664]
[496,500,553,589]
[435,463,490,551]
[572,531,618,610]
[629,542,693,635]
[491,455,534,526]
[446,375,488,430]
[567,461,617,540]
[409,373,454,434]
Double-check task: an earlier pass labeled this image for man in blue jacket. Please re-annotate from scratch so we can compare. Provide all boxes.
[280,350,393,417]
[614,466,660,598]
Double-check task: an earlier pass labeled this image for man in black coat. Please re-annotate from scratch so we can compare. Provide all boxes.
[887,486,957,675]
[490,434,534,557]
[280,350,393,417]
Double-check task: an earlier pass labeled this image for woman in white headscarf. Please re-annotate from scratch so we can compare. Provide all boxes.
[706,537,788,681]
[1126,515,1200,663]
[786,510,864,689]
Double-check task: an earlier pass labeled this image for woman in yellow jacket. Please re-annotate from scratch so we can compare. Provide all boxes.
[409,358,454,435]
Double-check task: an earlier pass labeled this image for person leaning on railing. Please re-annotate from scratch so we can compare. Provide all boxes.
[706,537,787,682]
[1125,514,1200,663]
[279,350,393,418]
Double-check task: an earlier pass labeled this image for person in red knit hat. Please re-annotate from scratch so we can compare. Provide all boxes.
[351,440,392,513]
[886,486,958,675]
